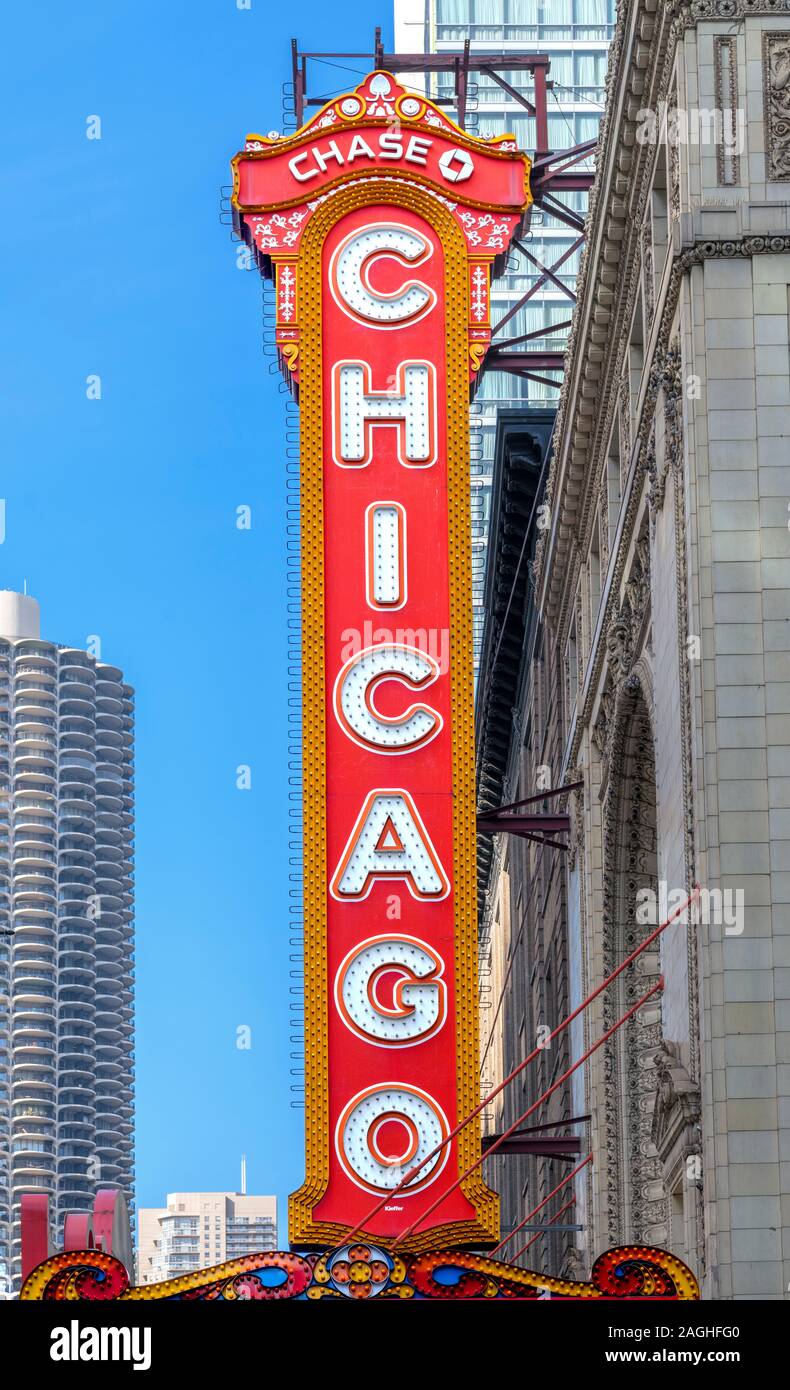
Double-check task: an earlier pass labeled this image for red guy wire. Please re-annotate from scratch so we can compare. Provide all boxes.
[511,1194,577,1262]
[392,976,664,1245]
[489,1153,592,1256]
[338,884,699,1249]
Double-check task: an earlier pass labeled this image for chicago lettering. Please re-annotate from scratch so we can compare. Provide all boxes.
[328,218,451,1191]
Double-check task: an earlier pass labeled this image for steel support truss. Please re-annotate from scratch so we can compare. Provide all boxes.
[477,780,583,850]
[286,31,597,393]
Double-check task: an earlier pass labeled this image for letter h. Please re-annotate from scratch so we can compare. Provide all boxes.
[332,361,436,467]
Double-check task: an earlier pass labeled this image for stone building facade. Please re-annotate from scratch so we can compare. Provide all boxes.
[477,0,790,1300]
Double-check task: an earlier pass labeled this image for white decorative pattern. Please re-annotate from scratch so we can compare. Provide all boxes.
[250,208,309,251]
[278,265,296,322]
[471,265,488,323]
[457,210,514,250]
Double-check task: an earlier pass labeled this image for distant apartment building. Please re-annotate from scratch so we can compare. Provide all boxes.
[0,589,135,1293]
[394,0,615,661]
[137,1190,278,1283]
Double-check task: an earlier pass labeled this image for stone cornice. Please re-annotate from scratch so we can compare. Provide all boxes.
[536,0,673,628]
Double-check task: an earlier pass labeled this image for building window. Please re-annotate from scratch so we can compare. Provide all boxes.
[436,0,614,43]
[607,423,622,552]
[566,618,578,727]
[588,513,602,635]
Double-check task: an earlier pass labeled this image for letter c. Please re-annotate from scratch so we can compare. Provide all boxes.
[289,151,317,182]
[329,224,437,326]
[333,643,442,753]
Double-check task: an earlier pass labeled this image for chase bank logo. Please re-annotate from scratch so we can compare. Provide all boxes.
[438,147,474,183]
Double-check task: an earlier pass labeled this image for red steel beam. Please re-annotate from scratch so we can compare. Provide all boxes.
[295,50,552,71]
[494,319,574,349]
[480,65,536,116]
[481,1134,582,1158]
[485,351,566,373]
[490,238,584,340]
[512,236,580,303]
[489,780,584,815]
[478,812,570,832]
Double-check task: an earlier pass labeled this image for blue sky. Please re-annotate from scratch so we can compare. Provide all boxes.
[2,0,392,1241]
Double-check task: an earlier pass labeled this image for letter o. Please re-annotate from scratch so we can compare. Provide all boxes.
[337,1084,450,1193]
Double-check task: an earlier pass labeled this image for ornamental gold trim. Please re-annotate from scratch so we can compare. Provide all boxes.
[20,1244,701,1301]
[287,179,499,1254]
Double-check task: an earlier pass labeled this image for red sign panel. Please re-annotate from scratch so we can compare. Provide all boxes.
[318,204,471,1235]
[232,72,529,1252]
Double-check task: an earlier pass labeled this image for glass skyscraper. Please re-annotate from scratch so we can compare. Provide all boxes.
[394,0,615,660]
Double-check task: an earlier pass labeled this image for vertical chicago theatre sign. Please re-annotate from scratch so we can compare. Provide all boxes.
[17,66,703,1305]
[232,72,529,1251]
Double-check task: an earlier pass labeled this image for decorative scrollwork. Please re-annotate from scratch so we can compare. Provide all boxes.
[20,1244,700,1301]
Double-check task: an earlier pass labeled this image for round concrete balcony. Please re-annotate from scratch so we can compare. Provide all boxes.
[12,914,56,939]
[14,752,57,780]
[58,793,96,819]
[58,697,94,721]
[12,976,55,1005]
[13,846,56,870]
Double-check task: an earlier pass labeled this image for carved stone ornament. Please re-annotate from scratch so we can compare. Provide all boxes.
[651,1041,702,1174]
[668,90,681,222]
[600,674,667,1247]
[650,342,684,521]
[678,0,790,24]
[764,31,790,181]
[642,217,655,326]
[618,372,632,484]
[592,701,610,759]
[565,766,585,870]
[625,535,652,644]
[606,618,633,683]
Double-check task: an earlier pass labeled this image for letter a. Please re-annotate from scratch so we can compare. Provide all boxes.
[330,790,449,901]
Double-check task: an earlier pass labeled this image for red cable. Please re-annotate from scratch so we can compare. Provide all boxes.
[490,1153,592,1256]
[339,885,698,1249]
[392,977,664,1245]
[511,1195,577,1262]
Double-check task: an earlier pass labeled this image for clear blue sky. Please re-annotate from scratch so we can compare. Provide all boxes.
[2,0,392,1242]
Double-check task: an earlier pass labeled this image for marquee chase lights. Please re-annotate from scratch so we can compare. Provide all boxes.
[21,70,700,1301]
